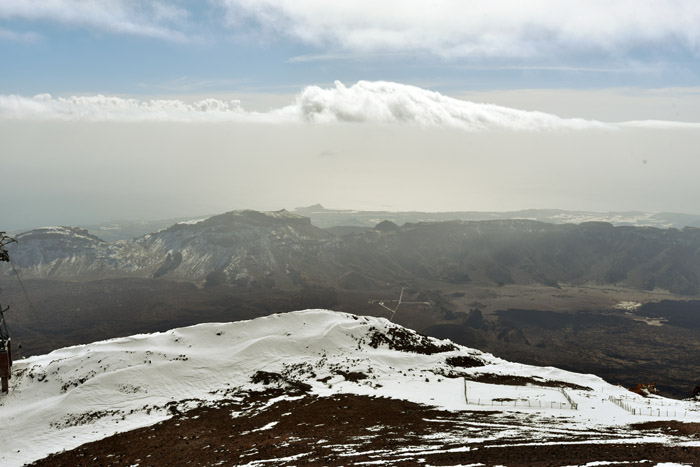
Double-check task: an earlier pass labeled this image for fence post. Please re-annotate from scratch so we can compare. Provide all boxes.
[464,377,467,405]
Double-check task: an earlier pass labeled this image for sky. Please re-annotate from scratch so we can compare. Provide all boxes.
[2,1,700,230]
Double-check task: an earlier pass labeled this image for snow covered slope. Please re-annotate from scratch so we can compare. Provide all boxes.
[0,310,700,466]
[0,310,699,466]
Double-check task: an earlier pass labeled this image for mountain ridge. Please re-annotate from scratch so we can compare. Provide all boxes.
[2,309,699,466]
[6,210,700,295]
[294,205,700,230]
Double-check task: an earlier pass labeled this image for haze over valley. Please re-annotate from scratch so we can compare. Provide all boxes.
[2,1,700,465]
[4,208,700,402]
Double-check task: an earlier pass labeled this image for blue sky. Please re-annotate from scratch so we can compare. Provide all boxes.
[2,1,700,230]
[2,1,700,98]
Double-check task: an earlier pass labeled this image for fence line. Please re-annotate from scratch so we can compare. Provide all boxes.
[607,396,688,417]
[463,377,577,410]
[559,388,578,410]
[461,379,696,416]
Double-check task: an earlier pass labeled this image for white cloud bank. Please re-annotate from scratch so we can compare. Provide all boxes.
[293,81,608,130]
[0,93,250,122]
[219,0,700,59]
[1,81,698,131]
[0,81,609,131]
[0,0,191,42]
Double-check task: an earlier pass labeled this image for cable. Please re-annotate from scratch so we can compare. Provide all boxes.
[8,257,47,336]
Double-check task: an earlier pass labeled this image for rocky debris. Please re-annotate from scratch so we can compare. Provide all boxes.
[29,391,700,467]
[250,371,312,394]
[445,355,486,368]
[365,326,457,355]
[332,369,368,382]
[629,382,660,397]
[632,420,700,438]
[462,373,593,391]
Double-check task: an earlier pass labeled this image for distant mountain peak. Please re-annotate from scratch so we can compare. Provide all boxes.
[16,226,104,243]
[294,203,326,213]
[374,220,400,232]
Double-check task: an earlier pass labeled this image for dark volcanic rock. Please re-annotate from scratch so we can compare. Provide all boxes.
[365,326,457,355]
[29,392,700,467]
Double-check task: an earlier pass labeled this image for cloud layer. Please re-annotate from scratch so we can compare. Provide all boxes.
[220,0,700,59]
[0,81,618,131]
[291,81,608,130]
[0,0,191,42]
[0,26,39,42]
[0,94,248,122]
[2,81,699,130]
[3,1,700,60]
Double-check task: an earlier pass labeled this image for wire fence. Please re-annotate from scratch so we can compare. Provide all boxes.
[466,398,577,410]
[463,378,578,410]
[608,396,694,417]
[461,378,699,417]
[559,388,578,410]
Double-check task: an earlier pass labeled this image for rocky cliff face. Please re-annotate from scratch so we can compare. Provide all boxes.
[5,210,332,288]
[5,211,700,295]
[322,219,700,295]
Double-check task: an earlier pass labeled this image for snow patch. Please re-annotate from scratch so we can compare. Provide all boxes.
[0,309,698,467]
[613,301,642,311]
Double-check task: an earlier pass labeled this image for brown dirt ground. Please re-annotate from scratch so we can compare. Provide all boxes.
[30,391,700,467]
